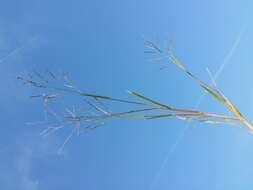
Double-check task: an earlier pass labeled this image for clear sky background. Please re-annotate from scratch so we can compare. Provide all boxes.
[1,0,253,189]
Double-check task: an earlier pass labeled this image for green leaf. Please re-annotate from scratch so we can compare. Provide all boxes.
[145,114,180,119]
[146,114,203,120]
[118,115,146,119]
[168,51,226,103]
[201,85,226,103]
[84,100,109,114]
[223,97,243,118]
[80,93,149,106]
[81,93,111,100]
[111,108,158,117]
[128,91,174,110]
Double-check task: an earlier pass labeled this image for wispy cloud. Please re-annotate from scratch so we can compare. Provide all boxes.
[1,133,59,190]
[16,145,39,190]
[1,143,40,190]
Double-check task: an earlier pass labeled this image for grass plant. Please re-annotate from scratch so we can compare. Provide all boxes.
[19,41,253,151]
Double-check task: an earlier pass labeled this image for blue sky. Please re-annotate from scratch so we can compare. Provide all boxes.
[1,0,253,189]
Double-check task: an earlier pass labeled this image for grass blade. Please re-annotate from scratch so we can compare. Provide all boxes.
[128,91,174,110]
[168,51,226,103]
[80,93,150,106]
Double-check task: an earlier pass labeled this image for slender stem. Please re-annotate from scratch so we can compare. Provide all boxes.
[241,118,253,131]
[160,106,240,121]
[204,113,240,121]
[160,107,202,113]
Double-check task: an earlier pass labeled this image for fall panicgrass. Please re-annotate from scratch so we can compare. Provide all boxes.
[18,41,253,151]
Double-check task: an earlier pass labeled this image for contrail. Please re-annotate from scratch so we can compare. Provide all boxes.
[214,29,245,80]
[0,37,37,65]
[149,27,245,190]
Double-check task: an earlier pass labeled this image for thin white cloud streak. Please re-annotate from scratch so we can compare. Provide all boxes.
[213,28,245,80]
[149,27,245,190]
[0,36,38,66]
